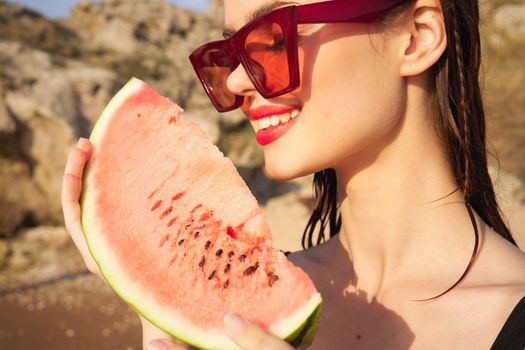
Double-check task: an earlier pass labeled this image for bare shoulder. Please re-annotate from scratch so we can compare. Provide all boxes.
[476,225,525,286]
[407,226,525,348]
[287,235,339,271]
[450,225,525,345]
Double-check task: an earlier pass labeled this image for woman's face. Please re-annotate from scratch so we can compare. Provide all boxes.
[223,0,407,181]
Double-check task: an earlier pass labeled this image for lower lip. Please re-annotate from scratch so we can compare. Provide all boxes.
[255,114,300,146]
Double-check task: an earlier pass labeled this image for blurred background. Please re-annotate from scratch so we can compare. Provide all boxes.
[0,0,523,349]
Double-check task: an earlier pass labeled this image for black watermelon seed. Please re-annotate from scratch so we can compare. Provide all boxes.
[239,254,247,262]
[228,251,235,258]
[243,266,255,276]
[268,274,279,287]
[208,270,216,280]
[178,239,185,245]
[205,240,211,249]
[194,231,200,238]
[224,263,231,273]
[243,262,259,276]
[198,256,205,267]
[215,249,223,257]
[185,224,191,230]
[223,279,229,289]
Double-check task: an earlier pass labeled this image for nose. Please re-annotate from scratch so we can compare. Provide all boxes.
[225,63,257,98]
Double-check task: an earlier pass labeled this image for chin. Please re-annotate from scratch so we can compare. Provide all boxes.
[263,157,316,181]
[262,161,297,181]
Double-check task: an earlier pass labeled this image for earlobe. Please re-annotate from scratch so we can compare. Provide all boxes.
[399,0,447,77]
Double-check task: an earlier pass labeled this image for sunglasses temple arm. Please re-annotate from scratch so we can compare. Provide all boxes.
[297,0,407,24]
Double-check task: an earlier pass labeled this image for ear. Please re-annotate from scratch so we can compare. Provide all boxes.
[399,0,447,77]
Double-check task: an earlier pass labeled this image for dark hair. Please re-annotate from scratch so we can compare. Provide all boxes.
[302,0,516,292]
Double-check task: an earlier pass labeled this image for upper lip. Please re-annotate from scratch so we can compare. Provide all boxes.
[249,105,300,121]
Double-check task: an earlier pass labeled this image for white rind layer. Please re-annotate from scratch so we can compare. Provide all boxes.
[81,77,322,349]
[89,77,145,146]
[270,292,322,337]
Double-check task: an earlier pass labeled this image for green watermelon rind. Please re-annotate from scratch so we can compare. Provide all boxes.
[80,78,323,350]
[286,302,322,348]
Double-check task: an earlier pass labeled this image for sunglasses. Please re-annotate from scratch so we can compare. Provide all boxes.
[189,0,407,112]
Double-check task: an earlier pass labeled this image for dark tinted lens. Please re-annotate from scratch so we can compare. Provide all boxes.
[244,22,290,94]
[201,48,235,108]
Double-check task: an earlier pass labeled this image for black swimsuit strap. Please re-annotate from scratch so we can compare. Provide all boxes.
[490,296,525,350]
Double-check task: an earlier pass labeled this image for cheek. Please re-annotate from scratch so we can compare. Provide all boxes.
[307,37,401,130]
[264,34,405,178]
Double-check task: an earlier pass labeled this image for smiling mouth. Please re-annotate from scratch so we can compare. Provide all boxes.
[253,108,300,132]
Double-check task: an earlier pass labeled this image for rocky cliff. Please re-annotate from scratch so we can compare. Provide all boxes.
[0,0,523,248]
[0,0,268,240]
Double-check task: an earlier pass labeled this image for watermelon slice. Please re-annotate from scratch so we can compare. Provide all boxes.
[80,78,322,349]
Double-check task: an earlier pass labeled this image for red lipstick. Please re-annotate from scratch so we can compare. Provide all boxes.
[255,115,300,145]
[249,105,299,121]
[249,105,301,146]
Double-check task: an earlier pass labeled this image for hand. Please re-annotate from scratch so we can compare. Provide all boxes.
[223,313,294,350]
[63,140,293,350]
[62,139,183,348]
[61,137,101,276]
[142,316,191,350]
[147,313,294,350]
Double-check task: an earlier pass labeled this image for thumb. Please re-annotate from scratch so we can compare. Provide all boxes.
[147,339,188,350]
[223,313,293,350]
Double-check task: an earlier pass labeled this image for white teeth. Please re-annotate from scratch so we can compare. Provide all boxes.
[259,118,271,130]
[257,108,301,131]
[279,113,291,123]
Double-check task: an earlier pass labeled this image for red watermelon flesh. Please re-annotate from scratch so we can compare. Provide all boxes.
[80,78,322,349]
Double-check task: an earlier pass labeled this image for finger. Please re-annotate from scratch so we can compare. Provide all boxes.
[141,316,174,347]
[61,139,100,275]
[64,146,88,179]
[61,138,90,228]
[61,157,84,244]
[147,339,189,350]
[76,137,92,157]
[61,173,100,273]
[61,173,82,233]
[224,313,293,350]
[62,138,91,237]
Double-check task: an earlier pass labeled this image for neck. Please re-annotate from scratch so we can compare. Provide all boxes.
[334,84,476,299]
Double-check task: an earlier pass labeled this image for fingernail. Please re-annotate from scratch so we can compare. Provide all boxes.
[224,313,245,335]
[147,339,169,350]
[77,137,89,148]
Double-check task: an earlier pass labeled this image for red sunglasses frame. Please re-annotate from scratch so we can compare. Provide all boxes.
[189,0,409,112]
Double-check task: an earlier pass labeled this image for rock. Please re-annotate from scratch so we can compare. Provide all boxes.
[0,40,55,85]
[69,0,196,55]
[62,0,226,138]
[489,166,525,250]
[0,40,120,231]
[182,110,221,145]
[219,110,248,131]
[262,192,311,253]
[493,4,525,41]
[0,93,16,136]
[22,226,71,249]
[207,0,224,24]
[0,240,10,269]
[0,2,80,57]
[0,158,47,236]
[222,127,264,168]
[6,226,71,270]
[237,166,300,205]
[1,41,119,132]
